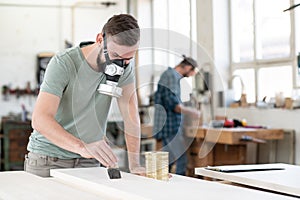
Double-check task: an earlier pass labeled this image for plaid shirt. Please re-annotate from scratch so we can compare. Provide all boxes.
[153,67,183,140]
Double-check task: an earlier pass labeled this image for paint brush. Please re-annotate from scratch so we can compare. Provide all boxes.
[107,164,122,179]
[103,136,122,179]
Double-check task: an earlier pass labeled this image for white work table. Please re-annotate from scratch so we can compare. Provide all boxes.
[195,163,300,198]
[50,167,298,200]
[0,171,110,199]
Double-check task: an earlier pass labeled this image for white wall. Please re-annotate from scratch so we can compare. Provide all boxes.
[195,0,230,123]
[0,0,126,119]
[216,107,300,165]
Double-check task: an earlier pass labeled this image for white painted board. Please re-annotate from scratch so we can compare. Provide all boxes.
[195,163,300,197]
[51,167,297,200]
[0,171,113,200]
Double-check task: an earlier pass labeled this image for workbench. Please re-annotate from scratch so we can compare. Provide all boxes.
[185,126,284,176]
[195,163,300,198]
[186,127,284,144]
[0,167,298,199]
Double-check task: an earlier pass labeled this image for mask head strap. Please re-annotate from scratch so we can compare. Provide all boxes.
[103,32,112,64]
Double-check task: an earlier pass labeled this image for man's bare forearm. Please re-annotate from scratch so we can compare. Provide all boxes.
[175,104,193,114]
[124,126,141,169]
[118,83,142,170]
[32,113,85,155]
[123,100,141,169]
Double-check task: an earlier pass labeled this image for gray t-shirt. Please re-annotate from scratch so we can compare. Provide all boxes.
[27,46,134,158]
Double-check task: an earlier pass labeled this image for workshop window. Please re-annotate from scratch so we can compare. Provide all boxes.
[152,0,196,74]
[150,0,196,99]
[257,66,293,100]
[230,0,297,103]
[136,0,197,103]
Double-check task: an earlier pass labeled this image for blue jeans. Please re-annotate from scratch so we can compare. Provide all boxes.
[162,134,188,175]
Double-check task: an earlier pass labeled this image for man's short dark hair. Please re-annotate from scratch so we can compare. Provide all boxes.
[179,55,198,69]
[102,14,140,46]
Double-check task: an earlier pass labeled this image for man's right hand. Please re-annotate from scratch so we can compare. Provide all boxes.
[79,140,118,167]
[190,110,201,119]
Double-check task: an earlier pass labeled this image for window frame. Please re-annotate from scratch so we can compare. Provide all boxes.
[229,0,298,102]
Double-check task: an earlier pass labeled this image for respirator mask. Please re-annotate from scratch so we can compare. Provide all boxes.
[97,33,130,98]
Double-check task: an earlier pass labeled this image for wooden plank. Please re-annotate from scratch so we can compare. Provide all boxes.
[195,163,300,197]
[255,129,284,140]
[0,171,113,199]
[51,167,296,200]
[201,128,284,145]
[185,127,205,138]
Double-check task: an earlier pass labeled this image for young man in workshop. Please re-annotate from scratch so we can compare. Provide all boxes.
[25,14,144,177]
[153,56,201,175]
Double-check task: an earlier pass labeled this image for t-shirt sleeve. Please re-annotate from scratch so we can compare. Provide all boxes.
[40,55,69,98]
[117,61,135,87]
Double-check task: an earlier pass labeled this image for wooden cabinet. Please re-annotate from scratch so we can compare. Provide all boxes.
[1,120,32,171]
[186,138,213,177]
